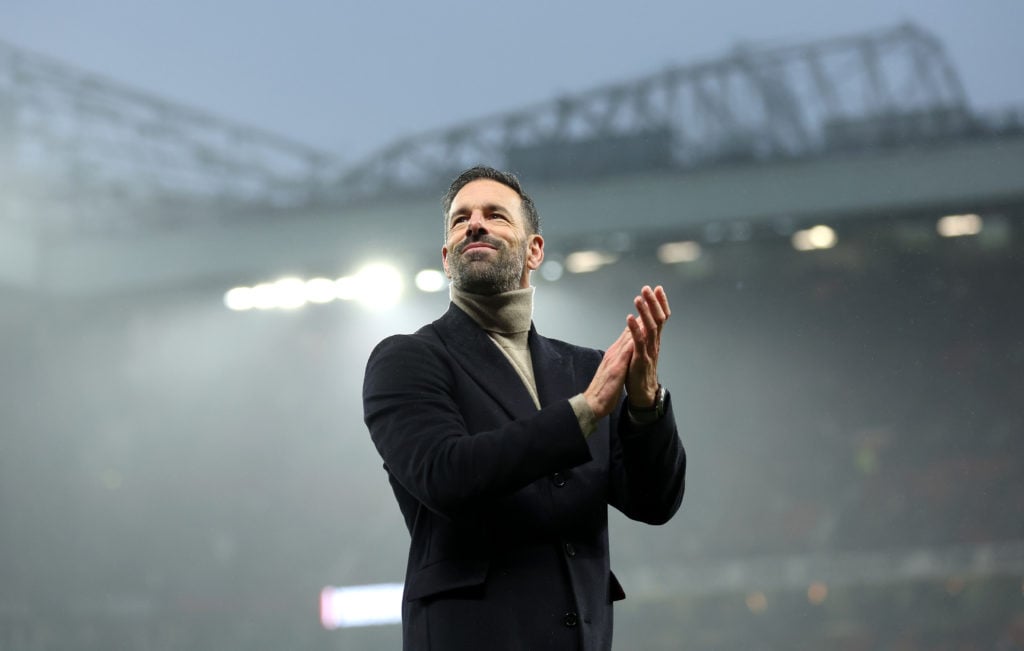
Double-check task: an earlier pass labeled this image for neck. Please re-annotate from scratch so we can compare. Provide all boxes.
[450,285,534,335]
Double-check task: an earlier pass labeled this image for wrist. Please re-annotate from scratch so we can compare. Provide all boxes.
[627,384,660,409]
[583,389,613,420]
[627,384,667,422]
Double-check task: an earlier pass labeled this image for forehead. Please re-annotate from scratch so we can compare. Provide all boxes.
[448,179,523,216]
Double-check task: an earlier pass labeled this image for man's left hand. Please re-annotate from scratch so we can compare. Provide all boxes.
[625,285,671,408]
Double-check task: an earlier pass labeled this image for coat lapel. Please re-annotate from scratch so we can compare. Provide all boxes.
[529,326,578,408]
[432,304,539,420]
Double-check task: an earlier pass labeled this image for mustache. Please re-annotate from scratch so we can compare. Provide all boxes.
[456,235,503,254]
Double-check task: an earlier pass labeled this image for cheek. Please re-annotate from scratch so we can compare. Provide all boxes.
[444,236,459,257]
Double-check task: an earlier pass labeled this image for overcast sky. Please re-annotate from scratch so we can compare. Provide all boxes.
[3,0,1023,163]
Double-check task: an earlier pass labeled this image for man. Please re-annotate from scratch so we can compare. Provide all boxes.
[362,166,686,650]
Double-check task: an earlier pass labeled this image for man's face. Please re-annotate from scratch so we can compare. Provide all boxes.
[442,179,544,295]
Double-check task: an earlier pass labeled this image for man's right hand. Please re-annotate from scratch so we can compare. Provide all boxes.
[583,327,633,419]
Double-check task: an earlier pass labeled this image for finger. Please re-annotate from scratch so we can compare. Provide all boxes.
[610,326,631,353]
[626,314,648,353]
[616,329,634,363]
[626,313,639,337]
[608,327,633,362]
[618,325,632,343]
[635,293,660,342]
[642,286,667,326]
[654,285,671,320]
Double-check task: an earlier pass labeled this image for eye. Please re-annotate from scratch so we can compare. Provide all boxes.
[450,215,468,227]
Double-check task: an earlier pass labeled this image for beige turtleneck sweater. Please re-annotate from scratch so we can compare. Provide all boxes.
[451,285,599,437]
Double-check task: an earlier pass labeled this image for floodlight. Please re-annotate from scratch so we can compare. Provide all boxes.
[414,269,447,293]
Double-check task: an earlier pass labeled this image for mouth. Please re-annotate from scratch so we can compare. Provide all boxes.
[461,242,497,254]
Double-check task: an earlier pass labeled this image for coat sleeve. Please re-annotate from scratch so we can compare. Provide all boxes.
[363,334,593,520]
[607,392,687,525]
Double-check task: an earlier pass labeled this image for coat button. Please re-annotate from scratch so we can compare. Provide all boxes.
[551,472,566,487]
[563,611,578,627]
[564,542,576,558]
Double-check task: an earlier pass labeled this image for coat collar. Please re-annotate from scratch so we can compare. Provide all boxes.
[431,303,576,419]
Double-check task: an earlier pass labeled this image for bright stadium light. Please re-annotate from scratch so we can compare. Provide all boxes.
[565,250,618,274]
[335,276,359,301]
[224,287,255,311]
[657,241,702,264]
[415,269,447,293]
[226,264,407,312]
[250,282,281,310]
[937,213,983,237]
[791,225,837,251]
[272,277,307,310]
[320,583,403,629]
[305,277,338,304]
[353,262,404,310]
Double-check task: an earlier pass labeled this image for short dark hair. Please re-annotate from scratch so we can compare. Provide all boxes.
[441,166,541,237]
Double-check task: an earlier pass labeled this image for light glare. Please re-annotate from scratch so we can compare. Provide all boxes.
[792,225,837,251]
[320,584,403,629]
[355,263,404,310]
[657,241,702,264]
[305,277,338,304]
[225,265,405,312]
[273,277,307,310]
[415,269,447,293]
[565,250,618,274]
[335,276,359,301]
[224,287,254,311]
[250,283,280,310]
[937,213,982,237]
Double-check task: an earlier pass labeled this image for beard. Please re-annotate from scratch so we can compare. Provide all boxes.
[448,235,527,296]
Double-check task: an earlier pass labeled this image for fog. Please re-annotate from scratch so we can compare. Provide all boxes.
[2,4,1024,649]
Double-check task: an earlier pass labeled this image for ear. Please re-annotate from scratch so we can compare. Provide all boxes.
[441,245,452,278]
[526,234,544,271]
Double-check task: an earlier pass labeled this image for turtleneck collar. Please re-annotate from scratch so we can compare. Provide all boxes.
[450,285,534,335]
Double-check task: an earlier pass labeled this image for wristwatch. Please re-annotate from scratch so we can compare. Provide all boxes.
[630,384,667,420]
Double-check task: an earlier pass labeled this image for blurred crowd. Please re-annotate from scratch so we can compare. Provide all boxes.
[2,215,1021,649]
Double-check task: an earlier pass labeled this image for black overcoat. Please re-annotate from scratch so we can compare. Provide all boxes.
[362,303,686,650]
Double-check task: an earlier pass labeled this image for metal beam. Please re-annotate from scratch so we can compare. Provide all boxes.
[332,23,973,200]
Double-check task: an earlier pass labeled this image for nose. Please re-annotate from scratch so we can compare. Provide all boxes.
[466,210,487,235]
